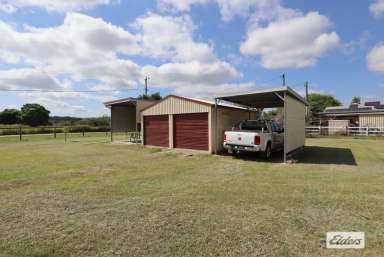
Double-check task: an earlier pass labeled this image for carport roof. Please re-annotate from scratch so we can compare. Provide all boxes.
[216,86,309,108]
[104,97,137,107]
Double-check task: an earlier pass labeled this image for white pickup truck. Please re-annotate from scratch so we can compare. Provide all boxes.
[223,120,284,159]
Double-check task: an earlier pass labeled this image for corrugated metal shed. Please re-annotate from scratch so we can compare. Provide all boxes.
[141,95,257,153]
[216,86,308,162]
[141,95,211,115]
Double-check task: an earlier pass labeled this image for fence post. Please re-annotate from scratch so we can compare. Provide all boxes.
[54,127,57,139]
[65,128,67,143]
[19,126,22,141]
[366,127,369,136]
[82,127,85,137]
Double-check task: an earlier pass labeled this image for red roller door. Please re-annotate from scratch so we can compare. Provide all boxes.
[174,113,209,151]
[144,115,169,147]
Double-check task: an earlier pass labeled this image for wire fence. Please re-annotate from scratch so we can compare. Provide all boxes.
[306,126,384,137]
[0,126,141,143]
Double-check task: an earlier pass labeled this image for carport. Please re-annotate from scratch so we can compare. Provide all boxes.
[215,86,309,162]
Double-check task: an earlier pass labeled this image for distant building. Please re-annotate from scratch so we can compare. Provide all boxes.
[319,101,384,128]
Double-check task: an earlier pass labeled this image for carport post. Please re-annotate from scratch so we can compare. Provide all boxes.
[110,106,113,142]
[214,98,218,154]
[283,91,287,163]
[273,91,287,163]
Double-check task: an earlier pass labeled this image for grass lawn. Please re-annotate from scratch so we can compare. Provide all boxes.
[0,136,383,257]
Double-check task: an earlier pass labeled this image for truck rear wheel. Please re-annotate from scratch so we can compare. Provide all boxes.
[263,143,272,159]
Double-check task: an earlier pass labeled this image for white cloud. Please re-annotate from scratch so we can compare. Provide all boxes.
[157,0,294,21]
[0,0,112,13]
[174,82,255,99]
[0,13,141,90]
[157,0,210,12]
[0,68,63,90]
[156,0,339,69]
[240,12,340,69]
[133,13,216,63]
[142,61,241,87]
[341,31,371,56]
[19,92,107,117]
[367,44,384,72]
[135,13,244,98]
[0,2,16,13]
[216,0,289,22]
[0,11,249,113]
[370,0,384,17]
[0,50,22,64]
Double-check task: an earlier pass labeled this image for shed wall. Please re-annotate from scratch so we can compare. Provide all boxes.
[141,97,210,116]
[111,105,136,132]
[285,94,306,154]
[136,100,157,123]
[359,114,384,128]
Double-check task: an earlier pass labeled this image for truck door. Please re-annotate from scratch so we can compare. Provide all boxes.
[271,122,284,149]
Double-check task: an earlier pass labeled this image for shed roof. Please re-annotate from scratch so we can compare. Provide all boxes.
[320,111,384,116]
[216,86,309,108]
[141,95,251,113]
[104,97,137,107]
[321,101,384,116]
[104,98,155,107]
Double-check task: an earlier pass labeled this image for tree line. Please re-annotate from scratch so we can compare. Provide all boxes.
[0,103,110,127]
[0,93,360,126]
[0,104,50,126]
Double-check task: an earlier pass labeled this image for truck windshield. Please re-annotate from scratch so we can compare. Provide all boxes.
[236,121,268,131]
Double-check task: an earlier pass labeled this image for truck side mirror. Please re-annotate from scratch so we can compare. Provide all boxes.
[280,128,284,133]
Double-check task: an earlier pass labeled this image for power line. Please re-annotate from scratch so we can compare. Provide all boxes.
[0,88,138,93]
[288,81,307,88]
[256,75,282,85]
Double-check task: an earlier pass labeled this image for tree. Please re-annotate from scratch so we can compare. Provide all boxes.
[351,96,361,104]
[308,93,342,116]
[77,116,111,127]
[21,104,50,126]
[0,109,21,124]
[137,92,162,100]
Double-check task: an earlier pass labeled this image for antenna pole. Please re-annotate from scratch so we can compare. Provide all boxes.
[304,81,311,123]
[144,76,149,96]
[282,73,286,87]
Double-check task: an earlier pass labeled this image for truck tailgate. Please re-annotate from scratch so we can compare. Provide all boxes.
[225,131,258,146]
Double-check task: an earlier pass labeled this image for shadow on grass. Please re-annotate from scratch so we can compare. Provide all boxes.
[223,146,357,165]
[295,146,357,165]
[223,151,284,163]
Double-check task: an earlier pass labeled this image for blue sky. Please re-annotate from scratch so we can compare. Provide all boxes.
[0,0,384,117]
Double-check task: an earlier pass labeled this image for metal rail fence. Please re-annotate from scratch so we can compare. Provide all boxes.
[306,126,384,137]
